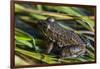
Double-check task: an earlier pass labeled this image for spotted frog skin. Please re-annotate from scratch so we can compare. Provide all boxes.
[37,17,86,58]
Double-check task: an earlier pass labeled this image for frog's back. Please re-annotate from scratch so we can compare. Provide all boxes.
[45,20,85,46]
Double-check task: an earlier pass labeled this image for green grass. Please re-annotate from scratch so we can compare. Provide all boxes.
[15,3,95,66]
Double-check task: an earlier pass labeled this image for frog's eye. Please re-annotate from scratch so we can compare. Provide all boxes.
[46,17,55,23]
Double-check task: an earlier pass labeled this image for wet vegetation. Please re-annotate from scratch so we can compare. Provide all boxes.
[15,3,95,66]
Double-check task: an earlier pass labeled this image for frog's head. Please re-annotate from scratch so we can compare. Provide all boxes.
[37,17,55,32]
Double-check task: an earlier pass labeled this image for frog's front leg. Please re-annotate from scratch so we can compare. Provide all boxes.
[47,42,54,54]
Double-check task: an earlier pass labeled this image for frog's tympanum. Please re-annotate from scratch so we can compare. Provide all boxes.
[37,17,86,58]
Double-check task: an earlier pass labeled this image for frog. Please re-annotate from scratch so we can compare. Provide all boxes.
[37,17,86,58]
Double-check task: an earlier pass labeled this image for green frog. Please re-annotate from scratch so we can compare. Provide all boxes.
[37,17,86,58]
